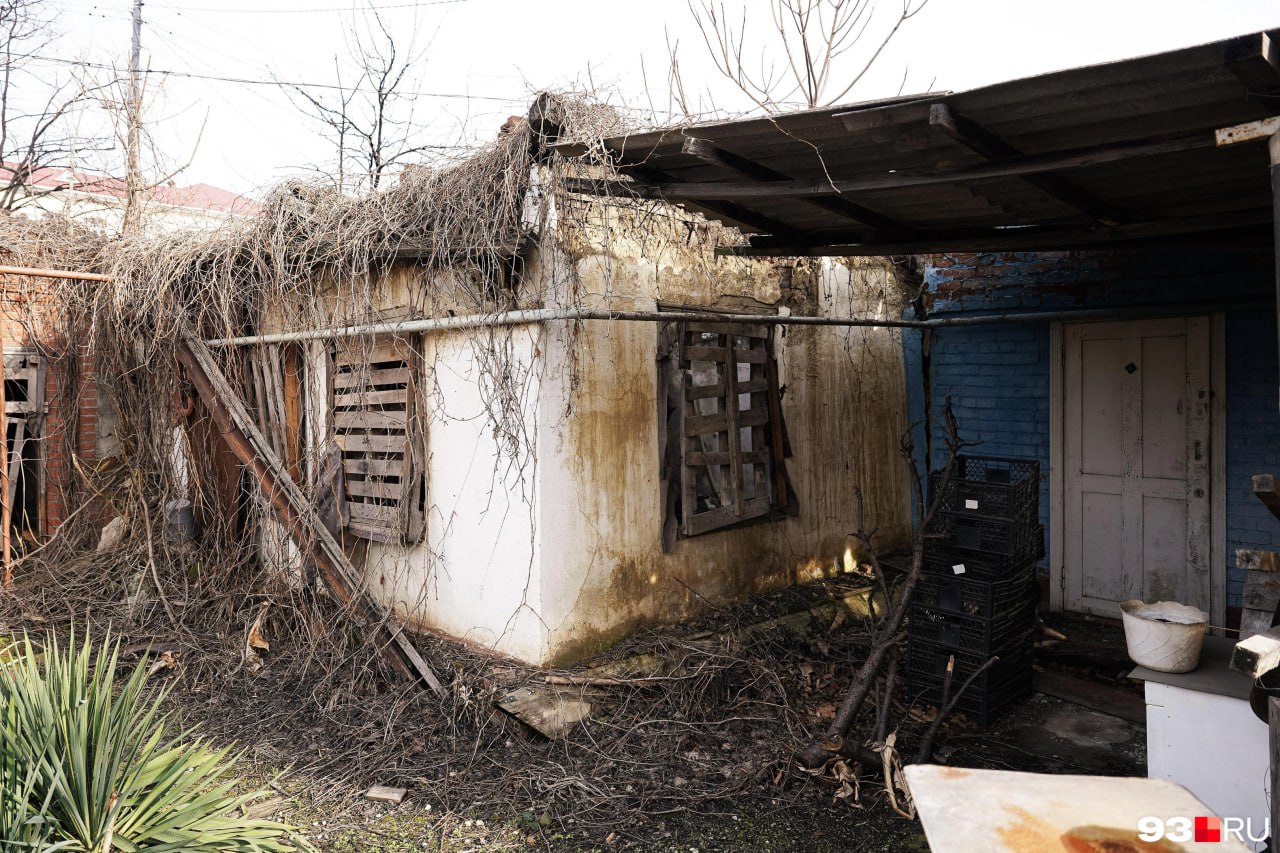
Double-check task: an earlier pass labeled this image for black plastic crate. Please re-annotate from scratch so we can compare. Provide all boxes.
[906,629,1034,683]
[929,455,1040,522]
[915,564,1037,619]
[927,511,1041,556]
[909,598,1036,653]
[910,663,1032,726]
[906,632,1035,725]
[923,528,1044,580]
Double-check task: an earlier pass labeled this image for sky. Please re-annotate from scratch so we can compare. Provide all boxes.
[33,0,1280,197]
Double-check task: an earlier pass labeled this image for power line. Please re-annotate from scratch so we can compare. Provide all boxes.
[157,0,470,14]
[14,51,526,103]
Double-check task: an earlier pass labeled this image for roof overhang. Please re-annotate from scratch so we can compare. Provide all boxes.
[556,31,1280,257]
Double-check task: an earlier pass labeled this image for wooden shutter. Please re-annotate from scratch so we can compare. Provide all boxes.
[678,322,775,536]
[332,337,424,544]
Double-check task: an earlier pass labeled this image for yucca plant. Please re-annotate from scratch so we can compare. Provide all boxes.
[0,631,314,852]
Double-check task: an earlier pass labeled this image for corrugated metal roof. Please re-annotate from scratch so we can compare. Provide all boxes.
[557,32,1280,255]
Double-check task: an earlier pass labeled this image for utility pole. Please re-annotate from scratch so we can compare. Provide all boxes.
[123,0,143,232]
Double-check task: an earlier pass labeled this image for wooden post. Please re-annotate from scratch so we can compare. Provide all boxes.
[1270,696,1280,845]
[1272,131,1280,413]
[0,341,9,588]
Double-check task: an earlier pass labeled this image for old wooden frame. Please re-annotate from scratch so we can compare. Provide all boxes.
[676,321,782,537]
[331,336,426,544]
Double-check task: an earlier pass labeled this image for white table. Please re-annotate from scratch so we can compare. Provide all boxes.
[1130,635,1270,852]
[906,765,1253,852]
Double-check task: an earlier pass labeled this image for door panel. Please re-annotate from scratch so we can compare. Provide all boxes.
[1080,337,1126,476]
[1142,335,1188,481]
[1081,490,1124,603]
[1064,318,1211,617]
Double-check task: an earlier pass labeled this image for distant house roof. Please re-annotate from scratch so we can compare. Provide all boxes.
[10,164,258,216]
[559,31,1280,256]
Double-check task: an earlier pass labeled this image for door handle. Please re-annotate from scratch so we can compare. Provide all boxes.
[1194,440,1202,461]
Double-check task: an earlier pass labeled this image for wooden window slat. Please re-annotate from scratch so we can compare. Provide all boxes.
[673,320,783,538]
[331,336,424,543]
[333,367,412,389]
[334,388,410,407]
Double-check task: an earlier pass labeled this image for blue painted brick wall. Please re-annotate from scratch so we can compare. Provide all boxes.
[906,324,1053,559]
[908,248,1278,610]
[1225,309,1280,607]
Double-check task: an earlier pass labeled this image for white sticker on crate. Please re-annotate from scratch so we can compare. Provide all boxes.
[952,563,966,575]
[964,499,979,510]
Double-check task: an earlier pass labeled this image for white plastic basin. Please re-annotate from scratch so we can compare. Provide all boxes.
[1119,599,1208,674]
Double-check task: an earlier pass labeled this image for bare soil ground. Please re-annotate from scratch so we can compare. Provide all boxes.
[148,589,1144,851]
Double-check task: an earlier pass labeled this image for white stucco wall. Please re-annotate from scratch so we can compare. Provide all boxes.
[359,328,547,662]
[278,204,912,666]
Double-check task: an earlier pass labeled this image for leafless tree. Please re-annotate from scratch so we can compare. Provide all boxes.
[0,0,111,212]
[282,5,436,192]
[685,0,929,113]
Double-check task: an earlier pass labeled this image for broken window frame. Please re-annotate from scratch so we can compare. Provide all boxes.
[329,335,426,545]
[3,351,44,539]
[658,318,793,549]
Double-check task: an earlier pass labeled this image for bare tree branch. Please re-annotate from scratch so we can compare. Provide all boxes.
[278,3,436,192]
[687,0,929,112]
[0,0,113,213]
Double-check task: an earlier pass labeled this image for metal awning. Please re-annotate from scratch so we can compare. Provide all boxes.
[557,31,1280,256]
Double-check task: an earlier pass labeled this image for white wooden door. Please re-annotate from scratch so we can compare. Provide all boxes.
[1063,318,1211,616]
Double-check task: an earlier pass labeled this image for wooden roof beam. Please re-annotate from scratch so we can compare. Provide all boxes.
[928,103,1137,226]
[681,137,914,235]
[562,128,1218,201]
[718,207,1272,257]
[1225,31,1280,112]
[617,159,811,241]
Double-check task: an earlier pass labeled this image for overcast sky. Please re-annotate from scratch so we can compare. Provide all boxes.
[39,0,1280,196]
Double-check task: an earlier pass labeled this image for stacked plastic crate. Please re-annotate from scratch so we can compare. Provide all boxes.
[907,455,1043,725]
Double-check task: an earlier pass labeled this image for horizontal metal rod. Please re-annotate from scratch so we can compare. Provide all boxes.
[205,308,928,346]
[0,264,111,282]
[205,297,1270,347]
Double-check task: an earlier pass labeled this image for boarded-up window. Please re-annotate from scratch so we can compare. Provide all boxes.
[658,321,791,545]
[331,337,425,544]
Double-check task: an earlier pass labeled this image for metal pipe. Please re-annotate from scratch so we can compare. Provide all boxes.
[0,262,1262,343]
[204,308,930,346]
[205,298,1271,347]
[0,265,111,283]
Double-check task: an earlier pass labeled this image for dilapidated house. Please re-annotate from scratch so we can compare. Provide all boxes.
[570,31,1280,639]
[230,114,916,665]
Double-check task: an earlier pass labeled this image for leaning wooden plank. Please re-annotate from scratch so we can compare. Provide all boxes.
[176,336,447,698]
[5,419,24,510]
[1242,608,1275,639]
[1244,572,1280,613]
[1232,626,1280,678]
[496,686,592,739]
[1239,549,1280,573]
[1254,474,1280,522]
